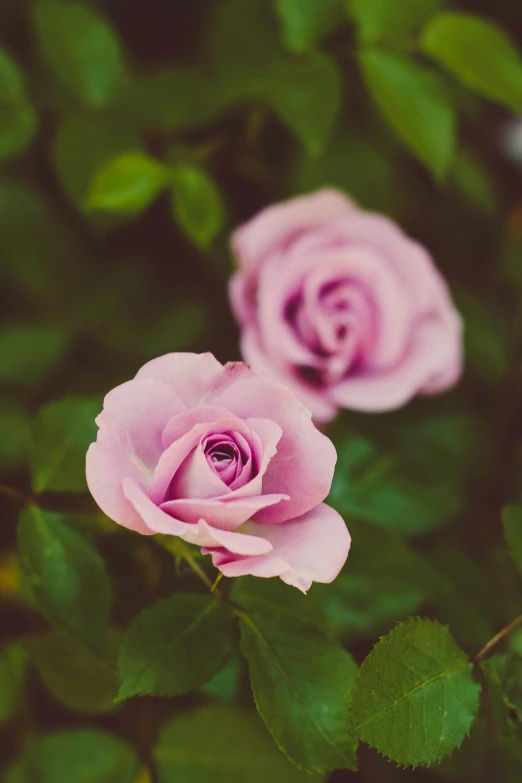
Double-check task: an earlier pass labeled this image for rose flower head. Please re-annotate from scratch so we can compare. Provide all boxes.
[230,188,463,423]
[86,353,350,592]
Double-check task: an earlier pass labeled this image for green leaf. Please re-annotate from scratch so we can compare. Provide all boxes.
[170,164,224,249]
[33,0,125,109]
[274,0,345,53]
[0,644,27,723]
[451,148,498,214]
[118,593,235,700]
[6,729,138,783]
[231,575,328,634]
[482,653,522,736]
[154,705,321,783]
[329,426,466,534]
[503,506,522,577]
[53,115,142,210]
[0,326,69,387]
[29,629,119,714]
[359,48,455,178]
[0,399,29,468]
[30,396,100,493]
[349,618,481,766]
[87,152,167,215]
[0,48,37,161]
[269,53,342,155]
[421,12,522,113]
[350,0,443,43]
[312,522,437,640]
[200,651,243,701]
[239,612,358,772]
[17,507,112,649]
[110,68,223,130]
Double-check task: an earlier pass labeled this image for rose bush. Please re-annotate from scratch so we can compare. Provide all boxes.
[86,352,350,591]
[230,188,463,422]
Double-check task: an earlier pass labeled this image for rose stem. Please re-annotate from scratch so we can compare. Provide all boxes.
[473,614,522,662]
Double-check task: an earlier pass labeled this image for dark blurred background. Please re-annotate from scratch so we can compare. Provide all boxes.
[3,0,522,781]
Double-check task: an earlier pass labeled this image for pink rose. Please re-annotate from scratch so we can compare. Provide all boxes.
[86,353,350,592]
[230,189,463,422]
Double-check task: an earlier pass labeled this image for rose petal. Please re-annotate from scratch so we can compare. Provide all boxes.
[231,188,356,273]
[152,413,252,503]
[170,442,229,500]
[207,553,289,579]
[206,363,337,521]
[187,520,273,555]
[122,477,191,536]
[331,317,462,411]
[122,479,274,554]
[211,502,351,592]
[240,329,337,423]
[159,492,288,530]
[136,352,223,408]
[96,378,186,479]
[86,438,153,535]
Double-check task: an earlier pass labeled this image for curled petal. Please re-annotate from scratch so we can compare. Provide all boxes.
[159,492,288,531]
[122,479,275,554]
[207,502,351,593]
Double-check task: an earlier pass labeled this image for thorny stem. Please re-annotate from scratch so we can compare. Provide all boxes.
[473,614,522,662]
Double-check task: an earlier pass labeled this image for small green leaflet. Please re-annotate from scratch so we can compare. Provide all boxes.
[269,53,342,156]
[359,48,455,179]
[87,152,168,215]
[170,164,224,249]
[117,593,235,700]
[17,507,112,650]
[53,115,143,210]
[422,12,522,114]
[33,0,125,109]
[239,612,358,773]
[349,618,481,766]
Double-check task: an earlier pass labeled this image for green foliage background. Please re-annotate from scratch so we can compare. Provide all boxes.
[2,0,522,780]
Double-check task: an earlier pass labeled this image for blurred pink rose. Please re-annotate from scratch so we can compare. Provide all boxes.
[230,189,463,422]
[86,352,349,592]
